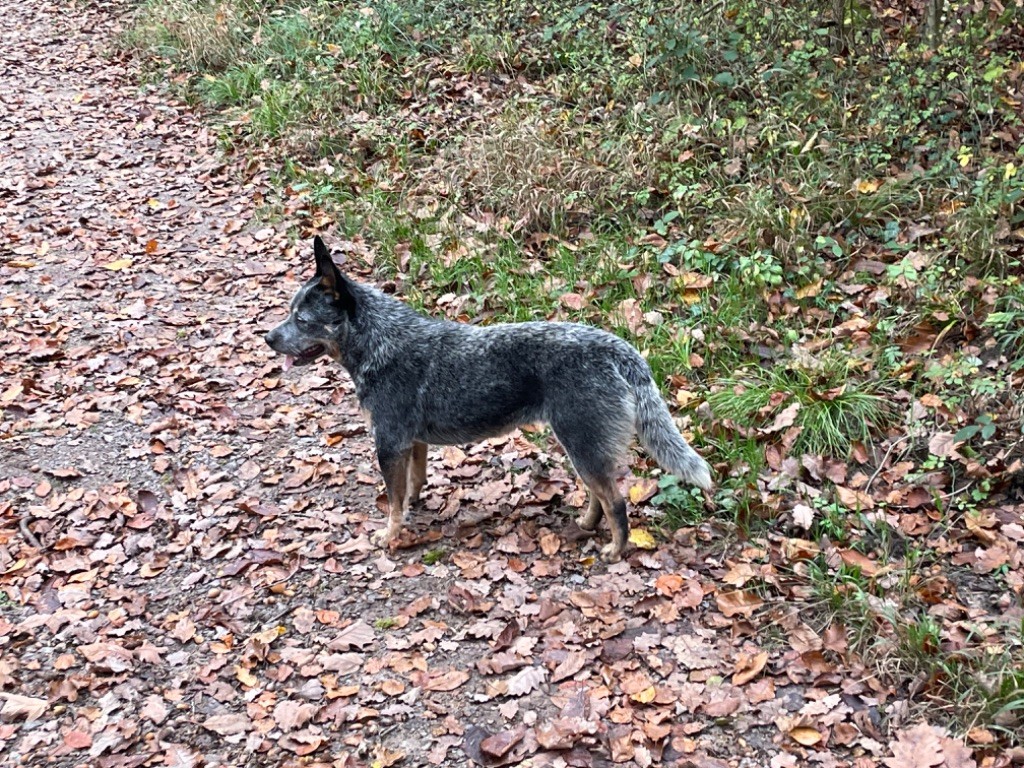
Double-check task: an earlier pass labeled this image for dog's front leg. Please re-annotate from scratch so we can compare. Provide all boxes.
[372,444,411,548]
[408,441,428,504]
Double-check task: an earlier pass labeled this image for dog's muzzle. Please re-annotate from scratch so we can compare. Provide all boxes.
[265,326,324,370]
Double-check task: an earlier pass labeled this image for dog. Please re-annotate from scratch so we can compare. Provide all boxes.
[265,236,712,562]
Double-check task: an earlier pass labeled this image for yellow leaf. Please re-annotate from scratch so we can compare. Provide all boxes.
[795,280,822,299]
[103,259,133,271]
[628,478,659,505]
[1005,162,1017,181]
[3,558,28,574]
[235,665,258,687]
[8,259,36,268]
[855,178,880,194]
[631,686,657,704]
[147,198,161,208]
[629,528,657,550]
[675,389,697,407]
[789,727,822,746]
[681,289,702,306]
[628,53,643,68]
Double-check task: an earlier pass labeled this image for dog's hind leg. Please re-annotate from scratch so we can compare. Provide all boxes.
[408,441,428,505]
[583,477,628,563]
[372,445,411,548]
[577,492,603,533]
[550,412,631,563]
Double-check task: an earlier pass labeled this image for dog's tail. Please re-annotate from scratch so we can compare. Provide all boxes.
[631,372,713,490]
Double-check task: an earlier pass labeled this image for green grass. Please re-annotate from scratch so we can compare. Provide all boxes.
[707,353,895,457]
[807,552,1024,742]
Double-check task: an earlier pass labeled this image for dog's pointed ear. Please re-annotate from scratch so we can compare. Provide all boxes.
[313,235,335,280]
[313,236,356,317]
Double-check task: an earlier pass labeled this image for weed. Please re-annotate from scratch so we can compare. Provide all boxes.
[651,475,705,528]
[422,548,446,565]
[708,351,894,457]
[374,617,398,631]
[984,280,1024,369]
[123,0,250,71]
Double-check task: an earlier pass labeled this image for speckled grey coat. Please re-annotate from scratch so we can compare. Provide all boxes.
[266,237,712,561]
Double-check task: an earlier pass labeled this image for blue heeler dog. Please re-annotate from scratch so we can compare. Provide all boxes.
[266,237,713,562]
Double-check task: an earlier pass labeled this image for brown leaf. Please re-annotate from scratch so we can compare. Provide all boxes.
[628,477,659,504]
[330,620,375,651]
[273,700,317,732]
[551,650,589,683]
[560,292,585,310]
[506,666,547,697]
[789,726,823,746]
[422,669,471,692]
[140,695,169,724]
[837,548,880,577]
[883,722,945,768]
[481,725,527,757]
[0,692,47,721]
[715,590,763,617]
[202,713,251,736]
[279,726,325,755]
[63,730,92,749]
[940,736,978,768]
[655,573,685,596]
[732,651,769,686]
[536,717,597,749]
[761,401,800,434]
[836,485,875,510]
[78,641,134,672]
[791,504,815,529]
[928,431,956,458]
[162,745,200,768]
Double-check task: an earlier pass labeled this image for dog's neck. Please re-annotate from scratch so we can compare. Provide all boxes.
[339,285,432,390]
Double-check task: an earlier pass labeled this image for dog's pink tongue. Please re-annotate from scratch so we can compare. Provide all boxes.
[283,356,294,371]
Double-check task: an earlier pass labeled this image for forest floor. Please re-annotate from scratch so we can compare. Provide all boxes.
[1,1,1023,767]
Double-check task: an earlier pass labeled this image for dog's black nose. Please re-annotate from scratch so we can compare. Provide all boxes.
[265,327,281,349]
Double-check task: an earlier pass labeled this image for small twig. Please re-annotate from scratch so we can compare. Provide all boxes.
[865,435,912,493]
[19,516,42,551]
[262,602,298,629]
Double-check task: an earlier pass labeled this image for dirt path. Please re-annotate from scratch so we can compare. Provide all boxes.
[2,2,1011,768]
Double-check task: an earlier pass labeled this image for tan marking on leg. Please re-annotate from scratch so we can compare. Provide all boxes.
[590,479,628,563]
[371,451,410,548]
[408,441,427,504]
[576,491,603,532]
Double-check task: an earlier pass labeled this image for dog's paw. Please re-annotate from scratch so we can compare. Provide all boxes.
[575,515,598,533]
[370,529,394,548]
[599,543,623,563]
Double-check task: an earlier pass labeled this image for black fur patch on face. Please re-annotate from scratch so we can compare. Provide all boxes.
[265,243,360,366]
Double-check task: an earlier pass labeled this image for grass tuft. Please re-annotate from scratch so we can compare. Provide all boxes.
[708,352,895,457]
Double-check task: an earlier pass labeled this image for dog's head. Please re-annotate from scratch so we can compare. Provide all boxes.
[265,236,357,370]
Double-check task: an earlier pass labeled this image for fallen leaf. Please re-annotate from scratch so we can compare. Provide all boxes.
[716,590,763,617]
[0,692,47,720]
[202,713,251,736]
[789,726,822,746]
[629,529,657,550]
[883,722,945,768]
[732,651,769,686]
[506,666,547,697]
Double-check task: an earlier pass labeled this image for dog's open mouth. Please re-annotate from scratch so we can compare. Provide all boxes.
[282,344,325,371]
